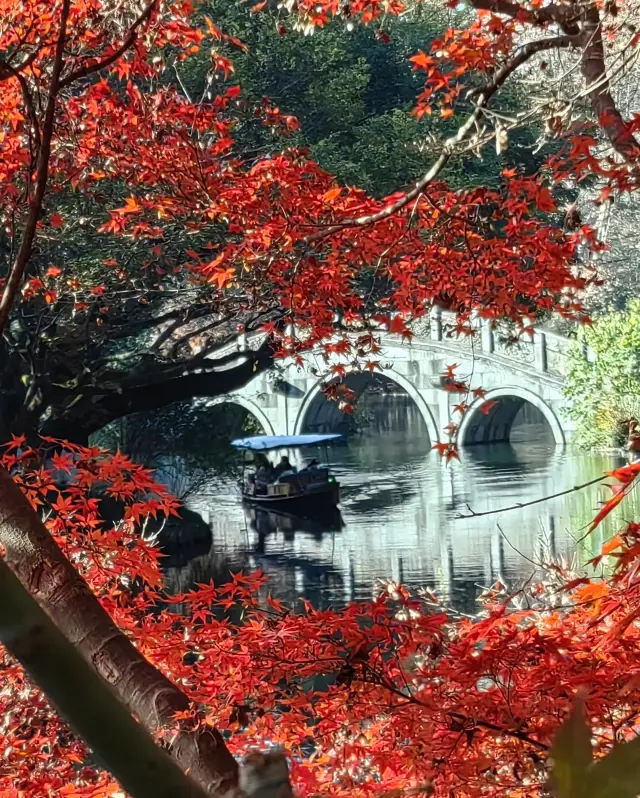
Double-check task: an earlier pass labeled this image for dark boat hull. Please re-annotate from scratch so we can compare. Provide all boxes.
[242,480,340,513]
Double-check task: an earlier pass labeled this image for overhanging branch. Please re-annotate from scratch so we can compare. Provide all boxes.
[306,34,576,241]
[41,336,275,440]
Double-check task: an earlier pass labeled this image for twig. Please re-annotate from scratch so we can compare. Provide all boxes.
[456,474,606,519]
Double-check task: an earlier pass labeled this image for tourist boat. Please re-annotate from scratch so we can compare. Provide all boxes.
[232,434,342,512]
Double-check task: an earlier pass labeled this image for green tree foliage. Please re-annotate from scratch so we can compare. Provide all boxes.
[564,300,640,448]
[183,2,548,196]
[93,401,262,496]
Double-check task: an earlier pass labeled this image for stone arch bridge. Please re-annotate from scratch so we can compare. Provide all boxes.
[209,310,576,447]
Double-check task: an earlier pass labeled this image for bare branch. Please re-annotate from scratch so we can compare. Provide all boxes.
[456,474,605,519]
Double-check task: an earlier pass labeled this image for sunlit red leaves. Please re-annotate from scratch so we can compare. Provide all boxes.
[479,399,498,415]
[322,186,342,203]
[432,441,459,462]
[2,0,591,358]
[113,196,142,215]
[589,463,640,532]
[5,438,640,798]
[1,2,637,794]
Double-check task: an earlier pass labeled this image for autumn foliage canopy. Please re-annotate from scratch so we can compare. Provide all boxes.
[1,441,640,798]
[0,0,603,355]
[2,0,640,796]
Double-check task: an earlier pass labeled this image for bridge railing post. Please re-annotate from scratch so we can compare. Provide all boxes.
[534,330,547,372]
[430,306,442,341]
[480,318,494,354]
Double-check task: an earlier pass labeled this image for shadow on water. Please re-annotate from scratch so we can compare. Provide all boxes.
[247,505,344,550]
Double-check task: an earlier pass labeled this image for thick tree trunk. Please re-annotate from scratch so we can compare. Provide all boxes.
[0,468,238,795]
[0,555,209,798]
[580,5,640,166]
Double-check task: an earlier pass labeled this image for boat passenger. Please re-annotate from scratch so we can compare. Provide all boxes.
[274,455,296,479]
[251,452,273,491]
[299,458,319,474]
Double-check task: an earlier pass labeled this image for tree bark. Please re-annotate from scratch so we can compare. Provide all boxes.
[0,555,209,798]
[579,5,640,166]
[0,468,238,795]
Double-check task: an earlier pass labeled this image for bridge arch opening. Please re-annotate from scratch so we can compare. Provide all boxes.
[458,387,564,447]
[294,369,438,444]
[206,396,275,437]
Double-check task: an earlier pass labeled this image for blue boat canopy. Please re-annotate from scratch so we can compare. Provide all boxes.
[231,434,343,451]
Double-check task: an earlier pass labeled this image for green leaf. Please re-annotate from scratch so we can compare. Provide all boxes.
[549,702,592,798]
[588,737,640,798]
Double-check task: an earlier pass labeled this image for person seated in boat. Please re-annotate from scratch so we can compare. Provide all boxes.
[274,455,296,480]
[297,459,319,478]
[252,453,273,492]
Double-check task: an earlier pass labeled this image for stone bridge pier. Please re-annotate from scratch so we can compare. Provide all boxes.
[208,309,575,447]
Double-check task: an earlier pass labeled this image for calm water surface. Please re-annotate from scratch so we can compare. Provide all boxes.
[171,405,638,613]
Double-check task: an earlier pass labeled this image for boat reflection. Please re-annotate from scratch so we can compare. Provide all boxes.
[246,504,344,550]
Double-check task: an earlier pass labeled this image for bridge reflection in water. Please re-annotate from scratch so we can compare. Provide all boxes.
[168,397,630,614]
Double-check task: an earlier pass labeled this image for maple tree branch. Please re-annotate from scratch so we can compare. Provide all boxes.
[579,5,640,165]
[0,556,209,798]
[0,468,239,794]
[40,335,275,441]
[59,0,158,89]
[447,712,549,751]
[305,151,450,241]
[306,35,574,242]
[361,663,548,751]
[474,34,578,97]
[0,47,40,80]
[471,0,640,163]
[455,473,605,519]
[0,0,71,335]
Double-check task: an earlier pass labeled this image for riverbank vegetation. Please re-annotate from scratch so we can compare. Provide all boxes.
[564,301,640,448]
[1,0,640,796]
